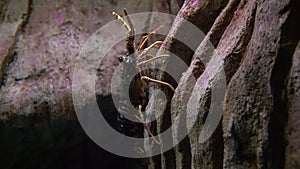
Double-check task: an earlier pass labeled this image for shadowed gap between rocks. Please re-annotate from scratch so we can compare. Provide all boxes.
[269,0,300,168]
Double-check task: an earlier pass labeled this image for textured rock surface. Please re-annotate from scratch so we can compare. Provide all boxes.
[0,0,174,120]
[145,1,230,168]
[0,0,176,169]
[286,42,300,169]
[145,0,300,169]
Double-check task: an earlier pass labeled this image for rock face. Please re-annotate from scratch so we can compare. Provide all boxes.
[0,0,175,121]
[286,38,300,169]
[144,0,300,169]
[0,0,176,169]
[0,0,299,169]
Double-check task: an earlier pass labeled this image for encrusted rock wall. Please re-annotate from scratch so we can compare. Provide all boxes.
[145,0,300,169]
[0,0,176,121]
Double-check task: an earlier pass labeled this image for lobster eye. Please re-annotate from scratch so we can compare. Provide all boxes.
[118,56,124,62]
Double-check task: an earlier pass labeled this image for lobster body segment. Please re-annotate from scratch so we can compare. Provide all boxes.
[117,54,144,138]
[112,9,173,143]
[113,9,145,138]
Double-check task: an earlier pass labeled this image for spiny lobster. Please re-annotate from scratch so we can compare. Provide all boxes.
[112,9,174,144]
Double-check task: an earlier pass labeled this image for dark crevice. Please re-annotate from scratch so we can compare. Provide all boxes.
[269,0,300,168]
[152,154,161,169]
[179,136,192,169]
[0,112,147,169]
[212,123,224,169]
[0,0,8,21]
[177,0,184,8]
[159,98,176,169]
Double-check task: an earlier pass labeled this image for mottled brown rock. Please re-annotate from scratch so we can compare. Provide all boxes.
[286,42,300,169]
[0,0,174,121]
[145,0,230,168]
[170,0,241,168]
[186,0,256,168]
[146,0,299,169]
[222,0,297,168]
[0,0,30,86]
